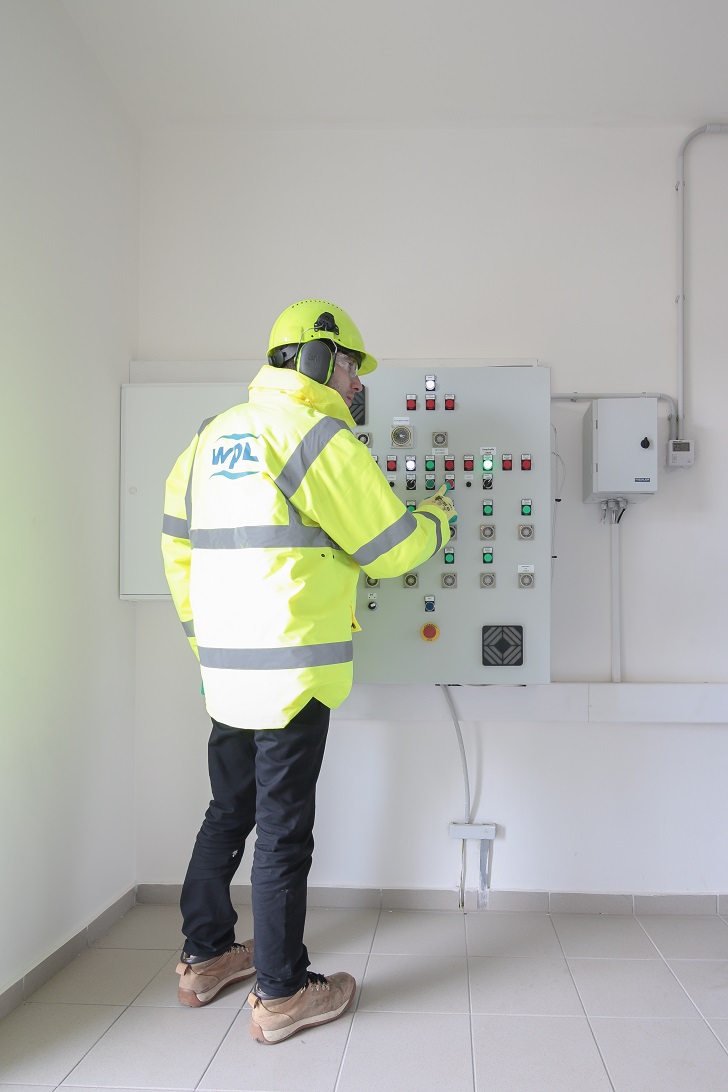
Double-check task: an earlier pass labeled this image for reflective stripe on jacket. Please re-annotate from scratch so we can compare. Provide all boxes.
[161,365,449,730]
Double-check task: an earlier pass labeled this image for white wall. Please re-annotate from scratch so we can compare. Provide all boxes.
[3,2,724,1010]
[134,126,728,896]
[0,1,139,993]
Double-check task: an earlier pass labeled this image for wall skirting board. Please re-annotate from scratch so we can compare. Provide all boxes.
[137,884,728,917]
[3,884,728,1023]
[0,887,136,1023]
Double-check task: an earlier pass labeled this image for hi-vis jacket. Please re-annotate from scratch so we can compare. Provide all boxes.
[161,365,450,730]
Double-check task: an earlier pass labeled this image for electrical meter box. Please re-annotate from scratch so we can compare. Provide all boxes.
[582,397,658,502]
[352,364,551,685]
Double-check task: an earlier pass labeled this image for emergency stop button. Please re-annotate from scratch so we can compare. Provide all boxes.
[420,623,440,642]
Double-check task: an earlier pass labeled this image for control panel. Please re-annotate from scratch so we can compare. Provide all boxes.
[352,364,551,684]
[582,397,658,501]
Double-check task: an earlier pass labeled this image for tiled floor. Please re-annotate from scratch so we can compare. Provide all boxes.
[3,905,728,1091]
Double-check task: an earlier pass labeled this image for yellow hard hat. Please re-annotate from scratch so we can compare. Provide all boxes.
[267,299,378,376]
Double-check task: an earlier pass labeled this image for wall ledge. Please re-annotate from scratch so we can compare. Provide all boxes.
[332,683,728,724]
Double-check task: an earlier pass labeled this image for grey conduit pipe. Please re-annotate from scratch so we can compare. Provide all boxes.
[676,124,728,435]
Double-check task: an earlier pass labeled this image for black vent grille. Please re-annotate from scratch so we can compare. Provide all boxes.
[482,625,524,667]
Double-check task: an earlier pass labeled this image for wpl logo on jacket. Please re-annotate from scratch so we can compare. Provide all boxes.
[210,434,260,479]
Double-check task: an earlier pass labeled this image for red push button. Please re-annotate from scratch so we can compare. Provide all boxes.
[521,454,532,470]
[420,623,440,642]
[406,395,417,410]
[387,457,397,471]
[444,396,455,410]
[463,456,474,471]
[502,454,513,471]
[444,456,455,471]
[425,397,436,410]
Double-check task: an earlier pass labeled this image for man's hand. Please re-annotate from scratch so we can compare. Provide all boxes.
[423,483,457,524]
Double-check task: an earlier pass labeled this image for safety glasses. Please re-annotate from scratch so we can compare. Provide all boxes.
[334,350,360,378]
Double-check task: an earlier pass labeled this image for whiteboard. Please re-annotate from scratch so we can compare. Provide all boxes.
[120,383,248,598]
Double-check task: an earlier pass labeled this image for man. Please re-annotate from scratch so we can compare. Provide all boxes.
[161,299,456,1044]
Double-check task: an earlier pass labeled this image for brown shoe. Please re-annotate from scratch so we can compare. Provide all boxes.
[248,971,356,1044]
[176,942,255,1007]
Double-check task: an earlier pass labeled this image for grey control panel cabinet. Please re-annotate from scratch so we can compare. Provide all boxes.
[351,364,551,685]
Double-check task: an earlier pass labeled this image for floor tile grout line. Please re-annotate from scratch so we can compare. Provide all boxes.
[658,959,728,1059]
[634,914,728,968]
[332,905,381,1092]
[193,1006,242,1091]
[549,913,618,1092]
[128,947,184,1010]
[548,915,589,1021]
[52,999,132,1089]
[630,915,728,1058]
[463,913,479,1092]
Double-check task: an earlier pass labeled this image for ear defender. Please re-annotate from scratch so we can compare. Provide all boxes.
[296,340,335,384]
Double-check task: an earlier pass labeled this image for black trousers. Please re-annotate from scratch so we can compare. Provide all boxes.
[180,698,330,996]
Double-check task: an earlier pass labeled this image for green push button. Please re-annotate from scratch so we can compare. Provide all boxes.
[425,457,435,471]
[483,503,493,516]
[444,549,455,564]
[406,502,416,513]
[521,503,532,515]
[482,457,494,471]
[482,550,493,564]
[426,478,436,490]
